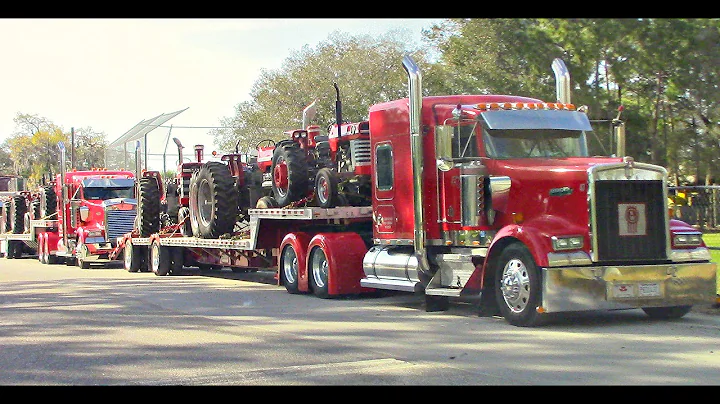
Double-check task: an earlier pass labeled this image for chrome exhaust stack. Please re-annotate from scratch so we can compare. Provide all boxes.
[551,58,571,104]
[402,55,431,277]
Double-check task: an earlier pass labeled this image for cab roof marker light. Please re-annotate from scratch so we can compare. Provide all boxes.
[476,102,577,111]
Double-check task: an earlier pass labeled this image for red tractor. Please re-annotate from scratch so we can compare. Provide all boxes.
[256,84,372,209]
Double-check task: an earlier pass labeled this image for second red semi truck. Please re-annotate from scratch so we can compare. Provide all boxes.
[110,56,715,326]
[1,142,137,267]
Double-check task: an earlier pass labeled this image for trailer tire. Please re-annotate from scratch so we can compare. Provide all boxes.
[642,305,692,319]
[494,242,545,327]
[150,240,170,276]
[10,195,26,234]
[138,177,161,237]
[5,240,15,259]
[314,168,339,208]
[41,185,56,219]
[280,243,301,294]
[189,161,238,239]
[271,142,309,207]
[124,239,143,273]
[170,247,184,274]
[308,245,330,298]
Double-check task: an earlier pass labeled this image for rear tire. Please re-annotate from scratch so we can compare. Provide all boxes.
[308,246,330,298]
[10,195,26,234]
[41,185,56,219]
[150,240,170,276]
[124,239,142,273]
[271,142,309,207]
[189,162,238,239]
[138,177,161,237]
[280,244,301,294]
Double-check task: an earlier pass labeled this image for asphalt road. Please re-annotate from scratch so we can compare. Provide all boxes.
[1,256,719,386]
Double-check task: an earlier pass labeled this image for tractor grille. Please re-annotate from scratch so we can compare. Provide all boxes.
[106,209,136,245]
[350,139,371,167]
[593,180,667,262]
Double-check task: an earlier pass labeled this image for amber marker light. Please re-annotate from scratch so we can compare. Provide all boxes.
[512,212,524,224]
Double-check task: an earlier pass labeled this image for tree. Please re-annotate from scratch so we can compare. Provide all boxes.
[3,113,108,186]
[211,30,431,153]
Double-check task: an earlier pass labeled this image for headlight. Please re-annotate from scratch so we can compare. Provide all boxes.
[673,233,703,247]
[552,235,583,251]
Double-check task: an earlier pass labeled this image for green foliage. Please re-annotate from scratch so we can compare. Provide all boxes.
[210,30,431,153]
[4,113,108,187]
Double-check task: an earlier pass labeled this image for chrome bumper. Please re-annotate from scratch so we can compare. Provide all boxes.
[542,261,717,312]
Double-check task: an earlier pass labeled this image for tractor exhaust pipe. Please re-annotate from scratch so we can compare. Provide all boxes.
[173,137,184,165]
[402,55,431,277]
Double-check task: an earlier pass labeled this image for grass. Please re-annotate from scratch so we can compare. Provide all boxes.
[701,232,720,295]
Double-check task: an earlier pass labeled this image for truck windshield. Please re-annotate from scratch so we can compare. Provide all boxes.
[83,187,135,200]
[483,128,589,159]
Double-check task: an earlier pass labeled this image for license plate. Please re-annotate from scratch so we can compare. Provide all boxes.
[611,282,662,298]
[612,284,635,298]
[638,282,661,297]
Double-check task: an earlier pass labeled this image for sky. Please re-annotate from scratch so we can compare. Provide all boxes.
[0,18,442,169]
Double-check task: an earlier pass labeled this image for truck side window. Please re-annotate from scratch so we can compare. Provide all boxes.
[453,124,478,158]
[375,143,393,191]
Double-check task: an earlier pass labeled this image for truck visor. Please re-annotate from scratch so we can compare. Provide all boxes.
[82,178,135,188]
[481,109,593,131]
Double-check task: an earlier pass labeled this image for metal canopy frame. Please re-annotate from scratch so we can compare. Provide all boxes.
[106,107,188,171]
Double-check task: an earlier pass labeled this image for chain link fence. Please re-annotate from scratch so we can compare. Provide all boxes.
[668,186,720,231]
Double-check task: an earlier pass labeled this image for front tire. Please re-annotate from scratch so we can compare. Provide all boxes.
[77,243,91,269]
[314,168,339,208]
[642,305,692,319]
[494,242,544,327]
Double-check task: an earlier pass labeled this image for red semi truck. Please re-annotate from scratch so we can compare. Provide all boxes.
[1,142,137,267]
[116,56,717,327]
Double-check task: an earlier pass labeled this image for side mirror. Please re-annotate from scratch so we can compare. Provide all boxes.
[435,125,454,172]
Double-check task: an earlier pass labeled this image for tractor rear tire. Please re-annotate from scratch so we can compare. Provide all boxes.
[10,195,26,234]
[41,185,56,219]
[271,142,309,207]
[189,161,238,239]
[138,177,161,237]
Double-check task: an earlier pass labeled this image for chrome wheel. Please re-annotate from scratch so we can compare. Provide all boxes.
[500,258,531,314]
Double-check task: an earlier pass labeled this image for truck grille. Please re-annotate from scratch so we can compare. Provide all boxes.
[593,179,667,262]
[106,209,136,245]
[350,139,371,167]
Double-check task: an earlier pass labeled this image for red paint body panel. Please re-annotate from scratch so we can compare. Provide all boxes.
[307,232,374,296]
[369,95,544,242]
